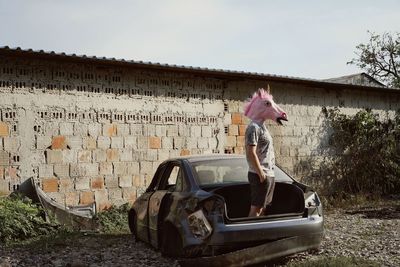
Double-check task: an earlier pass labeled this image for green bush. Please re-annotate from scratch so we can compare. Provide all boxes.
[320,108,400,197]
[94,203,130,234]
[0,195,60,243]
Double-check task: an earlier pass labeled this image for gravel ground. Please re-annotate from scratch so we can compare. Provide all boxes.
[285,204,400,267]
[1,204,399,267]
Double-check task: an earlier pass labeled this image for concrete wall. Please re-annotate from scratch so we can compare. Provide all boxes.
[1,54,399,210]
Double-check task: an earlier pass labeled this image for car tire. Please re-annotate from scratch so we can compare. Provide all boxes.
[160,223,183,257]
[128,209,137,240]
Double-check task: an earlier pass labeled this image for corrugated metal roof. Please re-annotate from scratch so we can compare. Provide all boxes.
[323,73,386,87]
[0,45,399,93]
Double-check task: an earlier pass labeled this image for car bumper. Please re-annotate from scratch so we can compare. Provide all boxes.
[179,232,323,267]
[210,214,323,244]
[181,214,323,256]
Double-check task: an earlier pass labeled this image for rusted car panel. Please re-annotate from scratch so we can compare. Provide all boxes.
[128,154,323,259]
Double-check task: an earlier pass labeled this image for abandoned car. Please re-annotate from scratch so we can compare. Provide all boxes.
[128,154,323,259]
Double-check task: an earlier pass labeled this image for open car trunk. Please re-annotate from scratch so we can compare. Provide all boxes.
[202,182,305,220]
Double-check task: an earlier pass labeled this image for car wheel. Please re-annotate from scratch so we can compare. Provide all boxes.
[128,209,137,239]
[160,223,183,257]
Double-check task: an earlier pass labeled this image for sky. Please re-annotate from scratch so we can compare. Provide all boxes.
[0,0,399,80]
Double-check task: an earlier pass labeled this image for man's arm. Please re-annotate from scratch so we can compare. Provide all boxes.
[246,145,265,183]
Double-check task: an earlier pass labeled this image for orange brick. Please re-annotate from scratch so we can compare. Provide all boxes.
[239,125,247,136]
[0,122,9,137]
[42,178,58,192]
[52,136,67,149]
[91,177,104,190]
[104,124,117,137]
[149,136,161,149]
[106,149,119,162]
[80,191,94,205]
[180,149,190,156]
[231,113,242,125]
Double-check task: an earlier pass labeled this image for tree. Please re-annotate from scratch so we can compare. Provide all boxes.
[348,31,400,88]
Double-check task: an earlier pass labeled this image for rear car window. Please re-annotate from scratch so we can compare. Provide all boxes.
[191,158,293,185]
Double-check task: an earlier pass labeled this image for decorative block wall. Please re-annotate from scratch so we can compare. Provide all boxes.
[1,53,399,211]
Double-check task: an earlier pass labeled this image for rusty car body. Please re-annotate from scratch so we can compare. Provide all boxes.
[128,154,323,260]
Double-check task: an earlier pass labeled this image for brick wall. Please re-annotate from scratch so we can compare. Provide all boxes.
[1,54,399,210]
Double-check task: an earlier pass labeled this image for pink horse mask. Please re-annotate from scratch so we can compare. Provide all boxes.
[244,87,288,125]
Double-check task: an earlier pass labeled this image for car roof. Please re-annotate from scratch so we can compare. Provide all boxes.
[169,154,245,163]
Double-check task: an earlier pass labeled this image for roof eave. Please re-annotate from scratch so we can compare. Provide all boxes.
[1,46,399,93]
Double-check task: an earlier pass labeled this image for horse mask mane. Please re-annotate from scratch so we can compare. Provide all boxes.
[244,86,288,125]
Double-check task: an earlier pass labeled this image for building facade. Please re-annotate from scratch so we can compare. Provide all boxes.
[1,47,399,210]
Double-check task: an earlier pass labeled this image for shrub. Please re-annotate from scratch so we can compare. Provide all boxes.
[0,195,60,243]
[319,108,400,197]
[94,203,130,234]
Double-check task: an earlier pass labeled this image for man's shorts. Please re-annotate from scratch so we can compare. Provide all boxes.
[248,172,275,207]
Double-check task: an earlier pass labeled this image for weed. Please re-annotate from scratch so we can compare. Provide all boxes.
[93,203,130,234]
[0,195,61,244]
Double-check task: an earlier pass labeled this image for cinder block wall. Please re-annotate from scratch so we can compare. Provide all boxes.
[1,54,399,210]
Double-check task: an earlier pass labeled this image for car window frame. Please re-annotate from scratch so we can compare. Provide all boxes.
[156,161,185,192]
[145,163,167,193]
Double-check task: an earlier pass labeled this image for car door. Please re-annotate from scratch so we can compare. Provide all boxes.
[135,163,166,243]
[148,161,183,248]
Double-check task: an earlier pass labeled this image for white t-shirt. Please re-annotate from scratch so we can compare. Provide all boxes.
[245,121,275,177]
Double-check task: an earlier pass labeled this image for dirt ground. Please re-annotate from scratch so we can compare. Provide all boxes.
[1,202,399,267]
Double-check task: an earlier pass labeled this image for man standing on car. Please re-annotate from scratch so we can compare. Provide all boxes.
[244,86,287,217]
